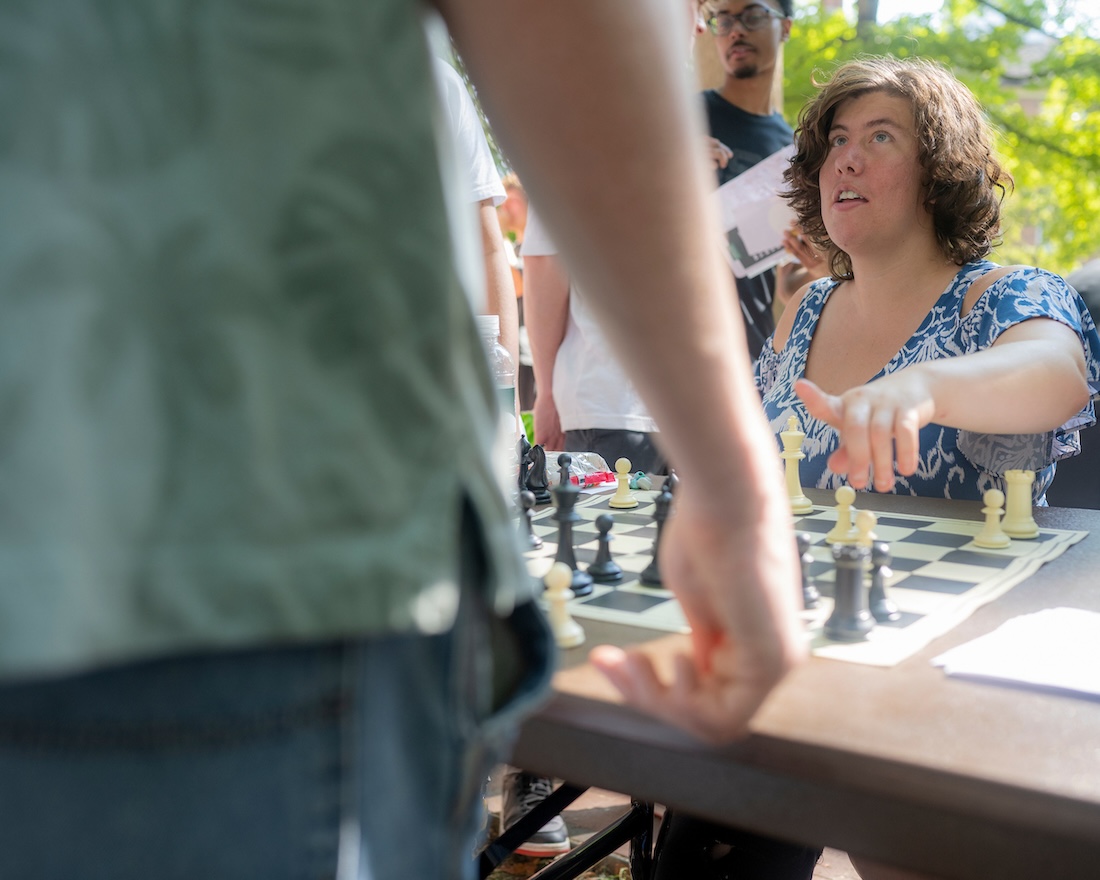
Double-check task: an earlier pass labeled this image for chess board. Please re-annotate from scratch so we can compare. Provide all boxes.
[526,488,1089,666]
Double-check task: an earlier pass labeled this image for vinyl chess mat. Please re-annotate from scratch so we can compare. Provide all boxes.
[526,488,1088,666]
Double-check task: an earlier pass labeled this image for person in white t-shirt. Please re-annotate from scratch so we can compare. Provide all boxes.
[524,205,667,474]
[505,204,666,857]
[433,56,519,366]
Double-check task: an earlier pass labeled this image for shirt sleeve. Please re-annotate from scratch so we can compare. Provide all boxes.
[520,204,558,257]
[432,58,505,206]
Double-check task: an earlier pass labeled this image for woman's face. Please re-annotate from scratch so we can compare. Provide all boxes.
[817,91,931,259]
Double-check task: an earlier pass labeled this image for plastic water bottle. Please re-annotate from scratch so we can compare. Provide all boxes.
[476,315,520,492]
[476,314,517,433]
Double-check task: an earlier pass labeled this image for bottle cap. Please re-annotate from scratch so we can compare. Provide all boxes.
[475,314,500,337]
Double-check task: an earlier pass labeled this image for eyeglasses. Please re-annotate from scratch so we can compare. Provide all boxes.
[706,5,783,36]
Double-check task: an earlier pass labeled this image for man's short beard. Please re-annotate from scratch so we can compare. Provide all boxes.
[732,64,760,79]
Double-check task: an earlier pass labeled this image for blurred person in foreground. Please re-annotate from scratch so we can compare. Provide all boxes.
[0,1,803,878]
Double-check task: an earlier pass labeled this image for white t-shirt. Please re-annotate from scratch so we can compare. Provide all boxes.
[432,58,505,207]
[523,207,657,433]
[430,55,505,312]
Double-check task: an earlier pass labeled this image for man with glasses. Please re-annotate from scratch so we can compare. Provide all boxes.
[699,0,803,360]
[702,0,794,186]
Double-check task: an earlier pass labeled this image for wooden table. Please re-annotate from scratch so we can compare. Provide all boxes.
[508,490,1100,880]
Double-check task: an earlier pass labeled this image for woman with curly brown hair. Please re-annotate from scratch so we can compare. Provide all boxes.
[759,56,1100,504]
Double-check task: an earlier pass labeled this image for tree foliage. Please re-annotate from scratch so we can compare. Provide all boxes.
[784,0,1100,274]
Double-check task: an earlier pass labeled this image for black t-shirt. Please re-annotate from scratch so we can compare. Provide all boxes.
[702,90,794,187]
[701,90,794,358]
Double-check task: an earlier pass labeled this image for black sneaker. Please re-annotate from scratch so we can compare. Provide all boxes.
[501,769,571,857]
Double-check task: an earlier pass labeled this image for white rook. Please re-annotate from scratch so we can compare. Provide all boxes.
[1002,470,1039,539]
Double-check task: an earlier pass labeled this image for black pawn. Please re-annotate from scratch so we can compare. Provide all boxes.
[518,490,542,550]
[797,532,820,610]
[587,514,623,583]
[640,482,672,586]
[824,543,873,641]
[557,452,574,487]
[550,472,593,597]
[665,470,679,498]
[869,540,900,623]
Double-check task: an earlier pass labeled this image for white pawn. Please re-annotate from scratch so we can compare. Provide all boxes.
[608,457,639,509]
[1002,469,1039,539]
[544,562,585,648]
[854,509,878,549]
[826,485,858,544]
[854,510,878,580]
[780,415,814,515]
[973,488,1012,549]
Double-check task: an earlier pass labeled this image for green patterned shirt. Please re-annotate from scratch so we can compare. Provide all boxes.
[0,0,528,677]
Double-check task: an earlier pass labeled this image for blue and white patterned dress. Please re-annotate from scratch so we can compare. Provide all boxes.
[755,261,1100,504]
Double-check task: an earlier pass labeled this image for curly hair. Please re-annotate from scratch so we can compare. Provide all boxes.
[781,56,1012,280]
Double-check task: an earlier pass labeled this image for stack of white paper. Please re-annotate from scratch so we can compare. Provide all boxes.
[932,607,1100,698]
[714,145,796,279]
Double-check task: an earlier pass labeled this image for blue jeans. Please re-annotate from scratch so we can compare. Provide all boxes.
[0,530,554,880]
